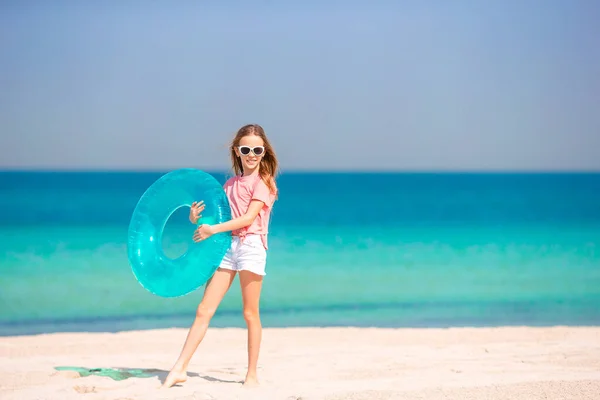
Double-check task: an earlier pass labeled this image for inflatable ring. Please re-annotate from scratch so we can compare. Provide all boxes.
[127,168,232,298]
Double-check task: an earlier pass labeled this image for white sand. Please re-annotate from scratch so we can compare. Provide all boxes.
[1,326,599,399]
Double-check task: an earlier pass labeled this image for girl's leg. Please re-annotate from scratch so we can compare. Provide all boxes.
[239,270,264,386]
[161,268,237,388]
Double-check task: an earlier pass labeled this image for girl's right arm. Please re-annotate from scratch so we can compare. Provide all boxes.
[189,201,205,224]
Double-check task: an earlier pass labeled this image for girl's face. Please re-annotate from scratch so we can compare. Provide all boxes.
[235,135,265,173]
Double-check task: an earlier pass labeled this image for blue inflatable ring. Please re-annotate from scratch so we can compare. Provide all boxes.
[127,168,232,298]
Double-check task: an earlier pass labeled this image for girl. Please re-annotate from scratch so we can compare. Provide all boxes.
[161,124,279,389]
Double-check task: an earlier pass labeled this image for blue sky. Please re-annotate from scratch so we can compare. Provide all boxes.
[1,1,599,171]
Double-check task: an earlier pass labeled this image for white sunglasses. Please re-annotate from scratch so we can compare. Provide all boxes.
[238,146,265,156]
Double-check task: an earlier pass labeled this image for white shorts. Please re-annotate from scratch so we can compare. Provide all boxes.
[218,235,267,276]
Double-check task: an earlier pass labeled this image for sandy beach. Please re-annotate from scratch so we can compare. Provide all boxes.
[1,326,599,400]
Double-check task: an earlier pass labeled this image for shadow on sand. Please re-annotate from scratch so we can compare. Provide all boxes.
[54,366,243,385]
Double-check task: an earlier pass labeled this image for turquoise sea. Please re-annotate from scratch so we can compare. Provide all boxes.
[1,171,599,336]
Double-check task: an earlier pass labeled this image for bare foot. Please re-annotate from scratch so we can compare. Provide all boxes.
[160,369,187,389]
[243,375,259,387]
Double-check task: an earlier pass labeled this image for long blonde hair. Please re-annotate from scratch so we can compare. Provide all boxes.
[230,124,279,195]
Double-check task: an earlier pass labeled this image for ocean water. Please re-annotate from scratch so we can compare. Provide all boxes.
[1,171,599,336]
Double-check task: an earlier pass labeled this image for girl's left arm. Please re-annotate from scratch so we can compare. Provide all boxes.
[212,200,264,234]
[193,200,264,241]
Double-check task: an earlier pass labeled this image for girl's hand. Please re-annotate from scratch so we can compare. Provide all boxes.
[193,224,215,242]
[189,201,205,224]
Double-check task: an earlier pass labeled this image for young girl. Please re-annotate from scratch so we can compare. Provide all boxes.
[161,124,279,389]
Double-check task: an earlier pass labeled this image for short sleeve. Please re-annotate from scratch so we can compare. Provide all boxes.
[252,179,272,207]
[223,177,234,190]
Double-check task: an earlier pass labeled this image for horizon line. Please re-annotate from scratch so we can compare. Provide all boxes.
[1,167,600,175]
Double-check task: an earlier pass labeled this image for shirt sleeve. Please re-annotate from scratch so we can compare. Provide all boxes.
[222,178,232,193]
[252,179,272,207]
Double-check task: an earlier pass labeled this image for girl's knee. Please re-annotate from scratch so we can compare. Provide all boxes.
[196,304,216,322]
[243,308,260,324]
